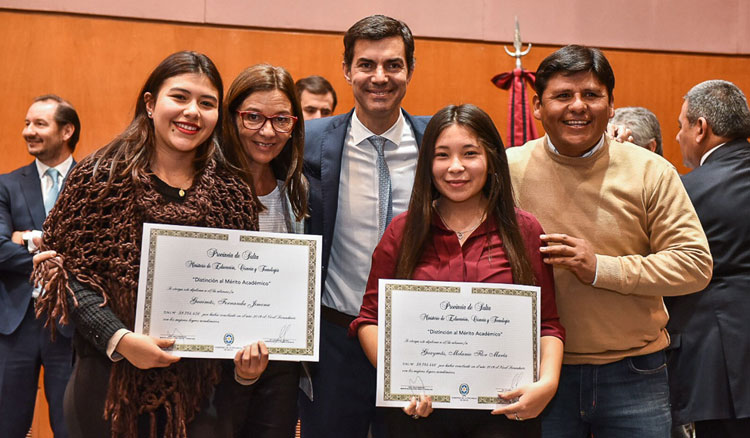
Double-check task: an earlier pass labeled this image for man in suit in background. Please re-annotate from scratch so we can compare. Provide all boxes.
[667,80,750,438]
[0,94,79,437]
[295,75,338,121]
[300,14,430,438]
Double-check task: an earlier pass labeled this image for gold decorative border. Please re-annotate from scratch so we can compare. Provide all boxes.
[145,229,318,357]
[172,344,214,352]
[472,287,539,384]
[382,283,459,403]
[239,235,318,356]
[478,396,502,404]
[143,228,228,334]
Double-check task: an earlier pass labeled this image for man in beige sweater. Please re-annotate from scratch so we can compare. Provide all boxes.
[506,45,712,438]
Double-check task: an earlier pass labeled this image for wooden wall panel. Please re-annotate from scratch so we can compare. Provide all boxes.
[2,10,750,177]
[2,9,750,438]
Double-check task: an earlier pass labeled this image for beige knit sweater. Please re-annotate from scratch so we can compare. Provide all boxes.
[507,136,712,365]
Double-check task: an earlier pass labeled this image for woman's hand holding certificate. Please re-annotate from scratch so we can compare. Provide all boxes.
[134,223,321,361]
[376,279,541,410]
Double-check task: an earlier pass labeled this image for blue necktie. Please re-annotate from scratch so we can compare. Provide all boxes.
[369,135,393,238]
[44,167,61,216]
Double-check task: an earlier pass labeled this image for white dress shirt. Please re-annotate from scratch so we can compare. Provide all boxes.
[323,109,419,315]
[546,134,605,158]
[31,156,73,297]
[700,142,727,166]
[35,155,74,206]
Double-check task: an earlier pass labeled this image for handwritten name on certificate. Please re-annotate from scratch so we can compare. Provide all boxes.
[134,223,321,361]
[377,279,540,410]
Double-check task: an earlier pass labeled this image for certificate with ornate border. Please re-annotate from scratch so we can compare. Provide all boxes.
[377,279,539,409]
[134,223,321,361]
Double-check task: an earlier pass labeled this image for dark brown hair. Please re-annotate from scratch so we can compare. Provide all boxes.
[295,75,337,112]
[33,94,81,151]
[343,15,415,73]
[94,51,223,186]
[535,45,615,102]
[223,64,308,220]
[395,104,535,285]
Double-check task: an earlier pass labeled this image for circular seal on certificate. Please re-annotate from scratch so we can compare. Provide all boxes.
[459,383,470,396]
[223,333,235,346]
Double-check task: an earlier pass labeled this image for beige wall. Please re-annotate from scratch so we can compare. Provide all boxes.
[1,9,750,177]
[3,1,750,54]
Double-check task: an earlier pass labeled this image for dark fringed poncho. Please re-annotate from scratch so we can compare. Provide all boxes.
[34,155,257,437]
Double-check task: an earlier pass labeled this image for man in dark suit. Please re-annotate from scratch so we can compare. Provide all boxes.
[667,79,750,438]
[0,94,79,437]
[300,14,430,438]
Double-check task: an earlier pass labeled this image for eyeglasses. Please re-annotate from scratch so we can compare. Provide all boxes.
[236,111,297,133]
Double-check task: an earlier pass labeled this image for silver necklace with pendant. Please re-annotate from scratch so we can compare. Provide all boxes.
[435,207,485,241]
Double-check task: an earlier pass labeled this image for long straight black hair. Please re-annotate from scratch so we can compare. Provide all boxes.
[395,104,536,285]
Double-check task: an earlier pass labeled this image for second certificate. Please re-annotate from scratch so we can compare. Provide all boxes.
[377,279,539,410]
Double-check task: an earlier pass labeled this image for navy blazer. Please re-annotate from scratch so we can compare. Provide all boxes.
[303,109,430,285]
[0,160,74,336]
[665,138,750,423]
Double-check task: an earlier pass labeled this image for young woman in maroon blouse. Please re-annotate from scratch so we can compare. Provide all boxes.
[351,104,565,437]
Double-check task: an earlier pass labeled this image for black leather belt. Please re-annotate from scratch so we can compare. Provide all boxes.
[321,306,356,328]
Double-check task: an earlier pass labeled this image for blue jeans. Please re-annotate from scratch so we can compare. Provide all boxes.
[542,350,671,438]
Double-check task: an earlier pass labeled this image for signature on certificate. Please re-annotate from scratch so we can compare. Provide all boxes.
[495,372,524,404]
[163,328,193,340]
[403,375,433,396]
[265,324,294,344]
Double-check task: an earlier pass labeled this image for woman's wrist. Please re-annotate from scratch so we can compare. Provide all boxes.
[234,367,260,385]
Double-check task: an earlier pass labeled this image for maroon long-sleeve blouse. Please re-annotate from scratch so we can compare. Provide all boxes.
[349,208,565,342]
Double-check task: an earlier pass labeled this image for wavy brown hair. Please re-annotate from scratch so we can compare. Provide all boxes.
[93,51,223,190]
[395,104,536,285]
[222,64,308,220]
